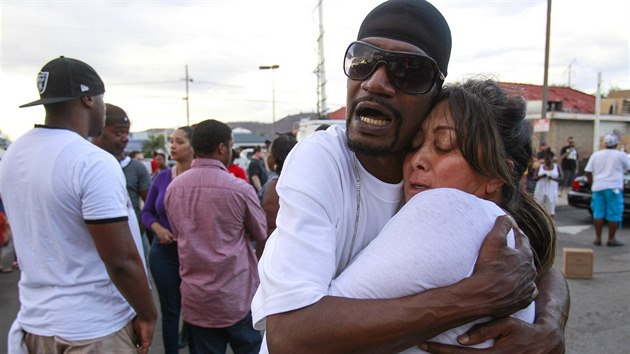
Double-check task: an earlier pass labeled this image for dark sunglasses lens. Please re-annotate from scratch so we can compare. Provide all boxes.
[344,42,439,94]
[389,56,437,94]
[344,43,378,80]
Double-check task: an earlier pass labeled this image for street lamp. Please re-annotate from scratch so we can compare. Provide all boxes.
[259,65,279,136]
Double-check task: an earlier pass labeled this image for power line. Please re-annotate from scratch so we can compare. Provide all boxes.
[107,80,180,86]
[194,81,244,88]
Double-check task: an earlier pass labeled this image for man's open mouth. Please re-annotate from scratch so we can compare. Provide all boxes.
[356,106,392,126]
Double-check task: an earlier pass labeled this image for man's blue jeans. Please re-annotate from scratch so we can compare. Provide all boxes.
[149,239,181,354]
[186,312,262,354]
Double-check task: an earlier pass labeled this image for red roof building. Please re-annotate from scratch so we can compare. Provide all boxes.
[328,83,597,116]
[327,107,346,120]
[499,82,595,114]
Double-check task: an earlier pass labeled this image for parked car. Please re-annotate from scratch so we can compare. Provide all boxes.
[567,155,630,215]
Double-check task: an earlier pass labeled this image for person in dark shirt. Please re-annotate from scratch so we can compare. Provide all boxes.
[536,142,555,161]
[560,136,579,193]
[247,146,268,193]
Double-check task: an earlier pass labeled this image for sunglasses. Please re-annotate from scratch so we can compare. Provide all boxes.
[343,41,445,94]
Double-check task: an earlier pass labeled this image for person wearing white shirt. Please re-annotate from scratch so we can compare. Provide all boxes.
[585,134,630,247]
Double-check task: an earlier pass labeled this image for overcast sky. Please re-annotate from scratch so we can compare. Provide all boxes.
[1,0,628,141]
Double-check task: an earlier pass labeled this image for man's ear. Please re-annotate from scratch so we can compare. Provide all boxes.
[218,142,227,156]
[79,95,94,108]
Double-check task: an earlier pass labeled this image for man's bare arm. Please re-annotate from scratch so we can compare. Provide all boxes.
[251,175,262,192]
[266,216,537,354]
[419,266,569,354]
[535,266,570,331]
[87,221,157,353]
[520,266,569,352]
[140,188,148,202]
[585,171,593,185]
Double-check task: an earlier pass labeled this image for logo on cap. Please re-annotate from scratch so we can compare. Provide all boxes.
[37,72,49,94]
[20,56,105,108]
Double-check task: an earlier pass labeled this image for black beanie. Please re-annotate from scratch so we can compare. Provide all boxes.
[357,0,452,77]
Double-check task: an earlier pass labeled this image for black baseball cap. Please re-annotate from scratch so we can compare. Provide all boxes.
[20,56,105,108]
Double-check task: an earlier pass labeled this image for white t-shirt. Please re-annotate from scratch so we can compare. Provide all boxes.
[584,149,630,191]
[252,125,404,331]
[0,127,145,341]
[330,188,535,353]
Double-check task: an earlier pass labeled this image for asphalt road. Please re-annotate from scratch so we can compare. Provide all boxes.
[552,204,630,354]
[1,200,629,353]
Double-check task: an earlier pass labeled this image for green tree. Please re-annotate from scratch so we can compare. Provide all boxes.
[142,134,166,157]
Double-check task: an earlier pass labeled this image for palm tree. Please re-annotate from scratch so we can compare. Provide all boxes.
[142,134,166,157]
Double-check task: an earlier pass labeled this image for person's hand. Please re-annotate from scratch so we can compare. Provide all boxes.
[156,229,176,244]
[419,317,565,354]
[472,215,538,318]
[132,315,156,354]
[152,223,175,244]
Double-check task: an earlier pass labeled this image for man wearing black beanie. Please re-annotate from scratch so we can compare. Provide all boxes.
[252,1,568,353]
[93,104,152,250]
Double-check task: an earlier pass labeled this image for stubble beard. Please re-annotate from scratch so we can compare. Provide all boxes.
[347,131,399,156]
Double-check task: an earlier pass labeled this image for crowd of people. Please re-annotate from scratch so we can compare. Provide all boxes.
[11,0,630,353]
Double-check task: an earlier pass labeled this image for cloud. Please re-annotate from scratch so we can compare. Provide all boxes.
[1,0,628,141]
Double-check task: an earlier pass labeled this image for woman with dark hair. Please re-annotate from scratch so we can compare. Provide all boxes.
[261,134,298,235]
[330,79,557,352]
[141,126,194,354]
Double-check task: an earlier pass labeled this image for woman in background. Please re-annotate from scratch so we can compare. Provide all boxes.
[261,134,298,236]
[141,126,194,354]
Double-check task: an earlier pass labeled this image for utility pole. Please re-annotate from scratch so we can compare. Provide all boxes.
[316,0,328,119]
[183,64,193,126]
[566,59,576,88]
[593,72,602,154]
[540,0,552,144]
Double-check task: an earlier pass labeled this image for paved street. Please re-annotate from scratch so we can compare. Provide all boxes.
[552,203,630,354]
[1,195,629,353]
[0,242,187,354]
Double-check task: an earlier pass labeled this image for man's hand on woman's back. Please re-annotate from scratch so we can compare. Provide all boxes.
[471,215,538,317]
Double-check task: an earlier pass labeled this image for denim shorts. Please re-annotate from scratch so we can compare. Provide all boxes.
[591,188,624,222]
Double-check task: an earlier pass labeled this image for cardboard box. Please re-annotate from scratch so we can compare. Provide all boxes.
[563,248,594,279]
